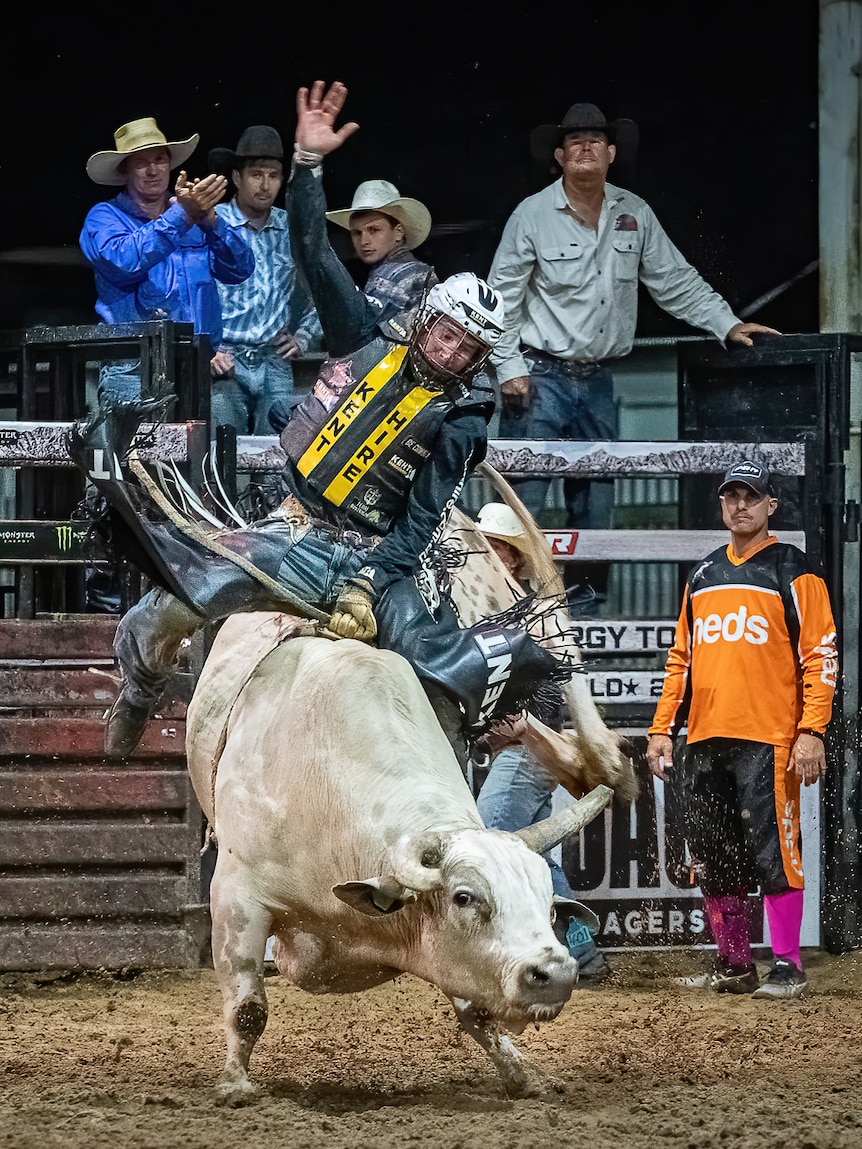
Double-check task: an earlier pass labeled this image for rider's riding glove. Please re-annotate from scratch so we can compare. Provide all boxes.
[329,580,377,642]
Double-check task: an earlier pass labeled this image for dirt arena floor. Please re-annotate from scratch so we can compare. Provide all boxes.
[3,947,862,1149]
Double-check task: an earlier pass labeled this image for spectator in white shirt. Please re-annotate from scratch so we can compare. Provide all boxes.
[487,102,779,535]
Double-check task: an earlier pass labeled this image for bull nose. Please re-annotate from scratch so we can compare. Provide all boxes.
[519,956,577,1001]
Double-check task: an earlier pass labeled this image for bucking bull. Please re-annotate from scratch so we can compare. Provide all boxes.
[188,618,612,1103]
[185,466,638,1104]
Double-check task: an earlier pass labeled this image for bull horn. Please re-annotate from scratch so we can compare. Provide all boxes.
[515,784,613,855]
[391,830,445,891]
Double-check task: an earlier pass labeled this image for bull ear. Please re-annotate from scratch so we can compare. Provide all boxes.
[332,877,415,916]
[515,784,613,854]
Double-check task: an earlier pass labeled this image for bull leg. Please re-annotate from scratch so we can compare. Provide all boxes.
[450,997,537,1097]
[209,865,274,1106]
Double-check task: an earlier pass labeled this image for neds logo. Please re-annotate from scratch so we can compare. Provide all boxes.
[692,605,769,646]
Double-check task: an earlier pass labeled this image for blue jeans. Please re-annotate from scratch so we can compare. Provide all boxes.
[114,526,367,709]
[98,359,142,404]
[476,745,574,898]
[211,346,294,435]
[498,353,617,528]
[476,745,600,964]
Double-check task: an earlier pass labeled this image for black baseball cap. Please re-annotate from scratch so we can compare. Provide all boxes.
[718,460,775,498]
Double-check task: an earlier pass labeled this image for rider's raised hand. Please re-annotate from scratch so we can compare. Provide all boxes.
[295,80,360,158]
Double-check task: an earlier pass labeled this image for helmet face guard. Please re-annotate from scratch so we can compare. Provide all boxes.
[410,312,493,387]
[409,273,505,388]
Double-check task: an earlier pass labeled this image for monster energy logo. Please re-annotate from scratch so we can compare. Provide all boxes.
[56,524,74,552]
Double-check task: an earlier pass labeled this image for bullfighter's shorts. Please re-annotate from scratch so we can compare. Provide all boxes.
[681,737,804,897]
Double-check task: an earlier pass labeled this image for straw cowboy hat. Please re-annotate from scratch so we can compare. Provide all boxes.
[325,180,432,249]
[86,117,199,186]
[207,125,284,174]
[529,102,639,166]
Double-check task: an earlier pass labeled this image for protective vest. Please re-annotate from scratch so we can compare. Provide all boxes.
[281,335,461,533]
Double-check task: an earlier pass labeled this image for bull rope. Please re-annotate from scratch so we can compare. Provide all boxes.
[128,455,332,625]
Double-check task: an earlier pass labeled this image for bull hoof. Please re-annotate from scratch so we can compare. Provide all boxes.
[214,1075,258,1108]
[499,1067,533,1097]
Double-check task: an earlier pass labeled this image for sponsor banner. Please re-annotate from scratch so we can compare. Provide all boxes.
[544,530,578,557]
[572,621,677,653]
[553,773,819,950]
[487,439,807,477]
[0,521,94,561]
[586,896,764,949]
[0,421,192,466]
[586,671,667,703]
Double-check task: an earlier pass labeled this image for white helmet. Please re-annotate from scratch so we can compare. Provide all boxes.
[476,501,528,547]
[422,273,505,348]
[410,272,505,387]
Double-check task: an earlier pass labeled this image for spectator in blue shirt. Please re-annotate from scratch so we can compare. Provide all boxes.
[79,116,254,612]
[80,116,254,403]
[208,126,322,438]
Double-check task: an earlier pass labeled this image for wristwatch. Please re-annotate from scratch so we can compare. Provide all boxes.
[797,728,825,741]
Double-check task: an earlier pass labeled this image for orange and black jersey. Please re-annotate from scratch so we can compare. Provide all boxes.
[649,536,837,747]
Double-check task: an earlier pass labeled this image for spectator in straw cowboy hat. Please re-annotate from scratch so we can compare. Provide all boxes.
[325,178,438,317]
[80,116,254,404]
[268,178,440,438]
[486,101,780,541]
[78,116,254,614]
[206,125,322,443]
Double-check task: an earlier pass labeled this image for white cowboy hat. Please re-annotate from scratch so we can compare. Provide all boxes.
[325,179,432,249]
[475,502,534,558]
[86,117,200,186]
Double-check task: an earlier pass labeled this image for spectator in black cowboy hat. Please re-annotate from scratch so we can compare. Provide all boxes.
[208,125,322,450]
[485,101,781,590]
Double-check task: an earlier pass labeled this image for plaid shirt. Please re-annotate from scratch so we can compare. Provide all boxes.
[364,250,438,316]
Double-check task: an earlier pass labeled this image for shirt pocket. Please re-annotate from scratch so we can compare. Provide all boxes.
[611,236,640,281]
[538,243,585,293]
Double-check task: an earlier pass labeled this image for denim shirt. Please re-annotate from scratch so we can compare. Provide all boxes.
[79,190,255,346]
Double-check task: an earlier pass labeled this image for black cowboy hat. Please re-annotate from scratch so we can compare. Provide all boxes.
[207,125,284,172]
[529,103,639,165]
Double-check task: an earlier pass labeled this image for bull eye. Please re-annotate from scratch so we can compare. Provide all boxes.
[453,890,473,908]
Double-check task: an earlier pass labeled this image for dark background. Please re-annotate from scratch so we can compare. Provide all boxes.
[2,3,820,334]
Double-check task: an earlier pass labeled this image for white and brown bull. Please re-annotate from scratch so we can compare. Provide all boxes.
[186,612,613,1104]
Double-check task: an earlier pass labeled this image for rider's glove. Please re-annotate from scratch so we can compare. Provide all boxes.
[328,579,377,642]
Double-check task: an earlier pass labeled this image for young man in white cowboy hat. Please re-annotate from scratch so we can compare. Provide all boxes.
[486,101,780,544]
[472,501,609,981]
[72,81,577,769]
[207,126,322,446]
[80,116,254,403]
[647,461,837,999]
[325,178,438,316]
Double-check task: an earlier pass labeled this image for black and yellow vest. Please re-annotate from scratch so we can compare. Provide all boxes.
[280,336,461,532]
